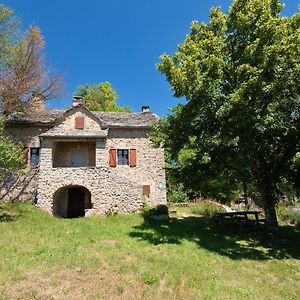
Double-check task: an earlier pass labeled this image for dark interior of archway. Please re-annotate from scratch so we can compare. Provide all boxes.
[67,187,86,218]
[53,186,92,218]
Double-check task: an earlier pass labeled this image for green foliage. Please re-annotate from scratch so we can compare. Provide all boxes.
[0,119,23,177]
[155,0,300,231]
[190,201,225,217]
[0,5,20,67]
[276,206,300,226]
[167,184,189,203]
[74,82,131,112]
[140,204,169,219]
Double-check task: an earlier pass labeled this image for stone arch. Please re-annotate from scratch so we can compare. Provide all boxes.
[53,185,92,218]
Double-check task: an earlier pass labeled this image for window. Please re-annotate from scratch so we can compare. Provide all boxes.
[117,149,129,165]
[30,148,40,166]
[75,116,84,129]
[143,185,150,197]
[109,148,137,167]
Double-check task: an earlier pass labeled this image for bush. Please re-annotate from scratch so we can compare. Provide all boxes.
[167,185,189,203]
[277,206,300,225]
[140,204,169,219]
[190,201,225,217]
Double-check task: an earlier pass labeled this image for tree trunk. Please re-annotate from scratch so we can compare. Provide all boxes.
[243,181,248,207]
[263,199,279,233]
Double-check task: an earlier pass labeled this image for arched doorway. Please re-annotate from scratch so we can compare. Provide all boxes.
[53,185,92,218]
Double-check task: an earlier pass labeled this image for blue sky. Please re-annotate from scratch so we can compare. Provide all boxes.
[2,0,299,116]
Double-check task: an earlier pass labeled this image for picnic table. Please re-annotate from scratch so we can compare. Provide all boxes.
[215,211,265,230]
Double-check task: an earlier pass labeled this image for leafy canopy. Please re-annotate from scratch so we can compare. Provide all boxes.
[74,82,131,112]
[154,0,300,230]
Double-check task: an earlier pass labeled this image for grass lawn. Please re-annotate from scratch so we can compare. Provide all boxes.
[0,204,299,299]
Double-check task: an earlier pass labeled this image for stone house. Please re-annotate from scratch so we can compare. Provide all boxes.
[2,97,166,217]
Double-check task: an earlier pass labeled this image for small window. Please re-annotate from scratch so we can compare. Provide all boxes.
[117,149,129,165]
[30,148,40,166]
[143,185,150,197]
[75,116,84,129]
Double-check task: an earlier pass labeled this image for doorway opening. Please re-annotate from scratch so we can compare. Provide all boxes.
[53,185,92,218]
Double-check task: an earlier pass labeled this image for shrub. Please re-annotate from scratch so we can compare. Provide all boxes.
[167,186,189,203]
[140,204,169,219]
[277,206,300,225]
[190,201,225,217]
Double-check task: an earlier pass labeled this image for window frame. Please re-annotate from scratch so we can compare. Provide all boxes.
[30,147,40,166]
[117,149,129,166]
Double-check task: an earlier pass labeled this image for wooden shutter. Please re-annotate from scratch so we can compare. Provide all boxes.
[75,116,84,129]
[142,185,150,196]
[109,149,117,167]
[22,147,29,164]
[129,149,136,167]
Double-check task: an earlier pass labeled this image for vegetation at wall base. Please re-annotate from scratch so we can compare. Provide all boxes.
[140,204,169,220]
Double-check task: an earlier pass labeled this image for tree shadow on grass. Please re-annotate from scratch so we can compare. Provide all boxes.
[129,216,300,260]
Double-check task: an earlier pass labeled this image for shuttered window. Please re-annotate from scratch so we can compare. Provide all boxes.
[129,149,136,167]
[22,147,29,164]
[143,185,150,196]
[109,148,137,167]
[109,148,117,167]
[75,116,84,129]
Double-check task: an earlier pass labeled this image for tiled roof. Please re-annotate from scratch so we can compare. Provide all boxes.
[5,109,158,128]
[93,111,158,128]
[5,109,64,124]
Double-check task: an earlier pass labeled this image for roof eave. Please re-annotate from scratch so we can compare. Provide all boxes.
[107,125,152,129]
[40,134,108,139]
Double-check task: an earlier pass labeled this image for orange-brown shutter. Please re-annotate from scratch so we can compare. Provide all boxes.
[109,149,117,167]
[22,147,29,164]
[75,116,84,129]
[129,149,136,167]
[142,185,150,196]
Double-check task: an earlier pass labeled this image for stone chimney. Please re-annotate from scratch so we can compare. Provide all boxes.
[141,105,150,113]
[73,96,85,107]
[29,93,45,112]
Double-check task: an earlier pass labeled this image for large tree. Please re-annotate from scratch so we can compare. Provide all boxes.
[155,0,300,231]
[0,5,63,114]
[74,82,131,112]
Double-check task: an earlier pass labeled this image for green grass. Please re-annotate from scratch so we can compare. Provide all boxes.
[0,204,299,299]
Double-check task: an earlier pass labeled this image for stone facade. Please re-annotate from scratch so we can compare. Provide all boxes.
[3,104,166,216]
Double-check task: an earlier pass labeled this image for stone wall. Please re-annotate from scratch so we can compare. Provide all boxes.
[3,109,167,214]
[1,124,50,203]
[4,124,51,147]
[105,128,166,205]
[0,169,38,203]
[37,165,144,214]
[52,110,101,132]
[37,128,166,214]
